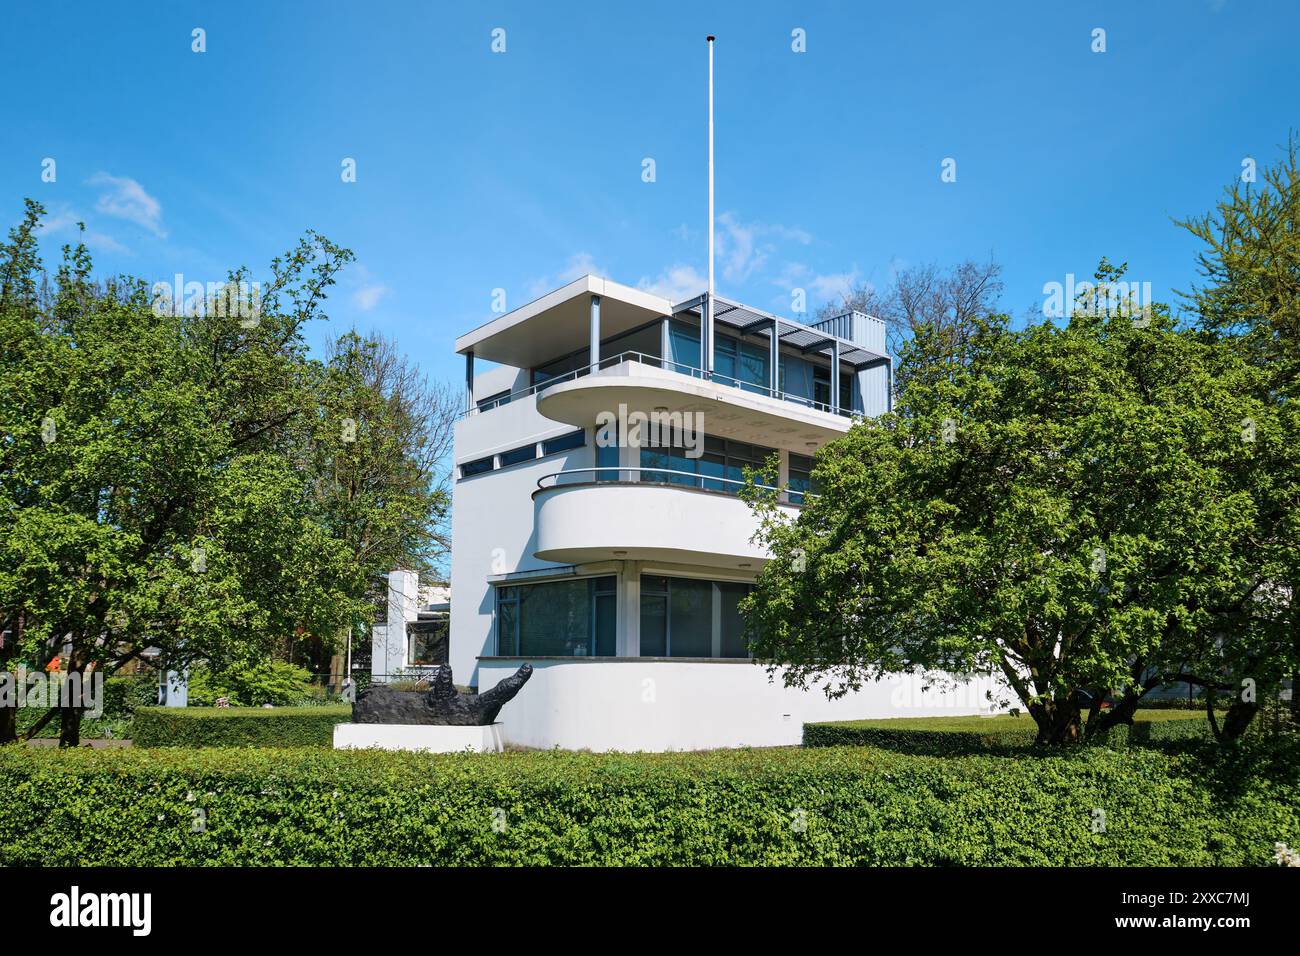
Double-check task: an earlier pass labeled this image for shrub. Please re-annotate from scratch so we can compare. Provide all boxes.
[803,709,1216,754]
[0,741,1295,866]
[103,673,158,718]
[186,661,317,707]
[131,706,352,748]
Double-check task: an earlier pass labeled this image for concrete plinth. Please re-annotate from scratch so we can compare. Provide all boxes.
[333,722,504,753]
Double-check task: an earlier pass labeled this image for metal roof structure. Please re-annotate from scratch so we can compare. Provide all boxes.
[671,293,889,369]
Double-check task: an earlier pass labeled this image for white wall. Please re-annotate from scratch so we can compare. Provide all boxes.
[479,659,1008,751]
[449,394,594,687]
[372,569,418,678]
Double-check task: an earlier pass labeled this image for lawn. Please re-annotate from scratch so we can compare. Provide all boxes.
[826,708,1216,733]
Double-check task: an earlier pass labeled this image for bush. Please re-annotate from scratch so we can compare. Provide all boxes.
[103,673,158,718]
[803,709,1216,754]
[0,740,1295,865]
[186,661,317,707]
[131,706,352,748]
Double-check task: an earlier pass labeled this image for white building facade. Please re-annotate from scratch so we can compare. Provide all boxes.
[449,276,1002,750]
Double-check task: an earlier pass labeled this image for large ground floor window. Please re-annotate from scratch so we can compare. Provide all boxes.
[495,576,616,657]
[639,575,752,659]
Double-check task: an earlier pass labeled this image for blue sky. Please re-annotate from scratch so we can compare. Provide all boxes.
[2,0,1297,384]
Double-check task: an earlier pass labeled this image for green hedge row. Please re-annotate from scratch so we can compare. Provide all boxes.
[803,712,1215,754]
[131,706,352,748]
[0,741,1295,865]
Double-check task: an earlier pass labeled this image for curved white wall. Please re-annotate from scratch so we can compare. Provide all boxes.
[479,659,1007,751]
[533,483,796,568]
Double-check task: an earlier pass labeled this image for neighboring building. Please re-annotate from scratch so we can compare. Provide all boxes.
[449,276,1003,750]
[370,570,451,678]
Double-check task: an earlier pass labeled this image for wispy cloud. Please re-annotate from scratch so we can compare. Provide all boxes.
[36,204,130,255]
[349,264,390,312]
[715,212,812,284]
[526,252,605,299]
[88,172,166,238]
[636,263,706,303]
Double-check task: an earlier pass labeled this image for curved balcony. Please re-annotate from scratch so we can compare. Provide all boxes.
[533,352,852,450]
[531,468,799,568]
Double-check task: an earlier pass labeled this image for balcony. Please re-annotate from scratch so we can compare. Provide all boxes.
[531,467,799,568]
[473,351,856,449]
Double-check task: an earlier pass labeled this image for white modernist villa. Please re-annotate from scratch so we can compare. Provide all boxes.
[448,276,1001,751]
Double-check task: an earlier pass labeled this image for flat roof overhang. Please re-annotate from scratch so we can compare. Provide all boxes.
[455,275,672,368]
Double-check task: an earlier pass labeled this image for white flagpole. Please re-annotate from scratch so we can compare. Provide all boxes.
[706,34,715,376]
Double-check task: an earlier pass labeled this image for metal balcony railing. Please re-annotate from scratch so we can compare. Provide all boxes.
[535,466,814,504]
[464,350,859,419]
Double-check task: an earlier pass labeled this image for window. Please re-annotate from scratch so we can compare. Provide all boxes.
[715,335,769,394]
[494,576,617,657]
[542,430,585,456]
[499,443,537,467]
[408,620,448,665]
[639,435,775,494]
[639,575,753,659]
[460,456,494,477]
[668,320,701,372]
[788,452,815,504]
[476,390,510,412]
[813,365,854,413]
[596,422,619,481]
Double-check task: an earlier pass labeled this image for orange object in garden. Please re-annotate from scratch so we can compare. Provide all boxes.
[45,657,61,673]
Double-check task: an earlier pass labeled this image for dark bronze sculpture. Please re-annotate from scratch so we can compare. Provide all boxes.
[353,663,532,726]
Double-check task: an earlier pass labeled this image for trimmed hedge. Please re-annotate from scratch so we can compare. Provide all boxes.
[803,710,1216,754]
[131,706,352,748]
[0,741,1296,865]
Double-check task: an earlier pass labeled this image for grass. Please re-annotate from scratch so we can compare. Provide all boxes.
[828,708,1219,733]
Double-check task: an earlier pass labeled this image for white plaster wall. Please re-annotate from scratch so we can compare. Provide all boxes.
[372,569,418,678]
[533,482,798,566]
[479,659,1008,751]
[449,395,594,687]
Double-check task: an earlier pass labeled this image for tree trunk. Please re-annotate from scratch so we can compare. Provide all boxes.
[1030,699,1081,745]
[58,702,82,747]
[1219,699,1259,741]
[0,705,16,746]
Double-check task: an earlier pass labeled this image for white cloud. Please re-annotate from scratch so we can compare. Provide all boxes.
[352,283,389,311]
[807,269,865,304]
[88,172,166,238]
[35,204,129,255]
[636,263,706,303]
[526,252,606,299]
[714,212,812,284]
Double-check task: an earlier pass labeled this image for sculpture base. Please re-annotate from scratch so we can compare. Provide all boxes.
[333,722,505,753]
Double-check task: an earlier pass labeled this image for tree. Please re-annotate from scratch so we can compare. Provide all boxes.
[818,257,1003,388]
[0,200,444,744]
[293,330,455,676]
[1179,139,1300,726]
[744,277,1285,745]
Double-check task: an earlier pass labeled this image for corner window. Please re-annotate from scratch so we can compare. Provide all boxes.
[639,575,753,659]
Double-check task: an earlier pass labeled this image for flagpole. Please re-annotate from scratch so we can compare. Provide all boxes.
[705,34,715,377]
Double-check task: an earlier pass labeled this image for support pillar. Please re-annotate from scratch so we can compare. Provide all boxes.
[769,319,780,396]
[464,350,475,412]
[830,340,841,415]
[590,294,602,368]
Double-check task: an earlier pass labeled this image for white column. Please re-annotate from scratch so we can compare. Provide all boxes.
[618,561,641,657]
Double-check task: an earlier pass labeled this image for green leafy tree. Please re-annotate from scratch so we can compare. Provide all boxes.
[744,275,1286,745]
[0,200,441,744]
[1179,139,1300,726]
